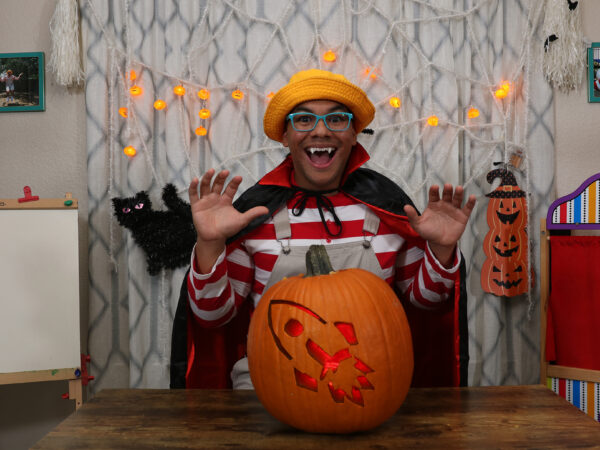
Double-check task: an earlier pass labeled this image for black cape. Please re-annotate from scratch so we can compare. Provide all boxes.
[170,167,468,388]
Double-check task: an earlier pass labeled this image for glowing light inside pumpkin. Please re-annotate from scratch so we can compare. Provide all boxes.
[129,85,143,96]
[323,50,336,62]
[284,319,304,337]
[173,85,186,96]
[232,89,244,100]
[334,322,358,345]
[294,368,318,392]
[123,146,136,157]
[153,99,166,110]
[195,126,207,136]
[198,109,211,119]
[427,115,439,126]
[467,107,480,118]
[118,107,128,118]
[197,89,210,100]
[357,376,374,389]
[389,97,401,108]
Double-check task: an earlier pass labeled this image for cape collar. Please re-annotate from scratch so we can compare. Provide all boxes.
[258,143,370,188]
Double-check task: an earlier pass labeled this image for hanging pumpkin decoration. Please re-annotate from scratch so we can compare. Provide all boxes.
[480,167,529,297]
[481,258,526,295]
[247,245,414,434]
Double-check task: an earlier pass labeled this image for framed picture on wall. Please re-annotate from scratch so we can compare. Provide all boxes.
[0,52,45,112]
[588,43,600,103]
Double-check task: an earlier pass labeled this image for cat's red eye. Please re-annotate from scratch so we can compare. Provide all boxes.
[135,203,144,209]
[122,207,131,213]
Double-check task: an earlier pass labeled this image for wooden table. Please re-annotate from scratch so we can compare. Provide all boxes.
[33,385,600,449]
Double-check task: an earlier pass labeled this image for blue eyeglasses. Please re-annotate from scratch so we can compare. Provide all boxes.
[286,112,354,132]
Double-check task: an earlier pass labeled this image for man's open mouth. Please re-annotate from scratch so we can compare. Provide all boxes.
[306,147,337,166]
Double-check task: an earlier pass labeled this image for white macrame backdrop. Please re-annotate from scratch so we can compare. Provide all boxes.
[81,0,555,392]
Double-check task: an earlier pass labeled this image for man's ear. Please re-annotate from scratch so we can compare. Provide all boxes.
[281,129,289,147]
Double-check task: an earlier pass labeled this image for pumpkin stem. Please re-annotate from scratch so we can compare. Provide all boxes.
[305,245,335,277]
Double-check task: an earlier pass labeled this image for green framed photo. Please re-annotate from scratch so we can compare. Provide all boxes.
[588,43,600,103]
[0,52,45,112]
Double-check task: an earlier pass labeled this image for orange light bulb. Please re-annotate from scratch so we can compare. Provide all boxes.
[129,85,143,96]
[195,126,207,136]
[364,67,377,79]
[198,109,211,119]
[123,146,136,157]
[467,107,480,119]
[427,115,439,126]
[118,107,128,118]
[232,89,244,100]
[389,97,401,108]
[129,70,137,81]
[495,81,510,99]
[173,85,186,96]
[153,99,166,110]
[323,50,336,62]
[197,89,210,100]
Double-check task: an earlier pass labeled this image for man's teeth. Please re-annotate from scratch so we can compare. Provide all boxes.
[307,147,335,154]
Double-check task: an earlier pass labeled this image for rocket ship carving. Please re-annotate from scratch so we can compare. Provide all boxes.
[267,300,375,406]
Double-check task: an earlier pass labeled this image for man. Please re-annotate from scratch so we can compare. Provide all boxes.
[1,69,23,104]
[171,69,475,389]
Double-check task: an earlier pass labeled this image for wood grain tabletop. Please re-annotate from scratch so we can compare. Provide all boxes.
[32,385,600,449]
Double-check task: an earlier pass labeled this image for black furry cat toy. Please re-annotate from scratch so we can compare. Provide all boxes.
[112,184,196,275]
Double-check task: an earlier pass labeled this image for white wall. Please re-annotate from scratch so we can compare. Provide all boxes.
[554,1,600,196]
[0,0,598,448]
[0,1,87,449]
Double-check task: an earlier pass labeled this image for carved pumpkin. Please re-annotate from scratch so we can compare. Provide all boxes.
[480,167,530,297]
[247,245,414,434]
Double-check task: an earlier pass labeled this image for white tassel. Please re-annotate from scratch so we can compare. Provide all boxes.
[49,0,84,86]
[542,0,585,92]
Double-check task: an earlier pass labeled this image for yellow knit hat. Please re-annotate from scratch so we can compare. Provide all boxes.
[263,69,375,142]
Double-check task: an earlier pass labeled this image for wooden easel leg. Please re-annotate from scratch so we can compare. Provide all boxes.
[69,378,83,410]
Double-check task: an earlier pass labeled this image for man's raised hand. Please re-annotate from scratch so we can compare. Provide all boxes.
[403,184,476,267]
[189,169,268,273]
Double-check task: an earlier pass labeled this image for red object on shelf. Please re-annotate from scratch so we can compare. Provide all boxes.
[80,353,95,386]
[18,186,39,203]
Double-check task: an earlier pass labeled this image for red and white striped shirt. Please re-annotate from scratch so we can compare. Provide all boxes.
[187,191,461,327]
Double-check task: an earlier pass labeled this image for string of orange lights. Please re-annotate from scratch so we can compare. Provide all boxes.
[117,49,513,158]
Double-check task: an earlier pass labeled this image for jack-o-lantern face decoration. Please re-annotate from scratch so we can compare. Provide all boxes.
[495,199,522,225]
[493,233,518,257]
[485,168,527,230]
[481,258,528,297]
[248,245,414,434]
[481,167,530,297]
[483,227,528,260]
